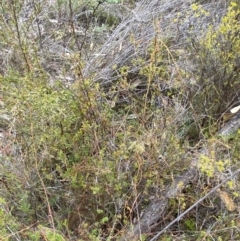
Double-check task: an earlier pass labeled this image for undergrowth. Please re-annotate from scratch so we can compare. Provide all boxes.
[0,1,240,241]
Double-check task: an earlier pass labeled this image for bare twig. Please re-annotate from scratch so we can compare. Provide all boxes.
[149,168,240,241]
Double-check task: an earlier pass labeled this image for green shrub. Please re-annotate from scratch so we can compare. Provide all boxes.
[185,1,240,139]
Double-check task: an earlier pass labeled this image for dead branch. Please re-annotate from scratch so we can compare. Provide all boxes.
[83,0,227,86]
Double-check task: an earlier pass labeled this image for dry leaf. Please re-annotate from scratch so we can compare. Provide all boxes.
[230,105,240,114]
[217,189,237,211]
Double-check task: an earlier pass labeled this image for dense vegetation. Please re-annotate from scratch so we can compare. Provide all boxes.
[0,0,240,240]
